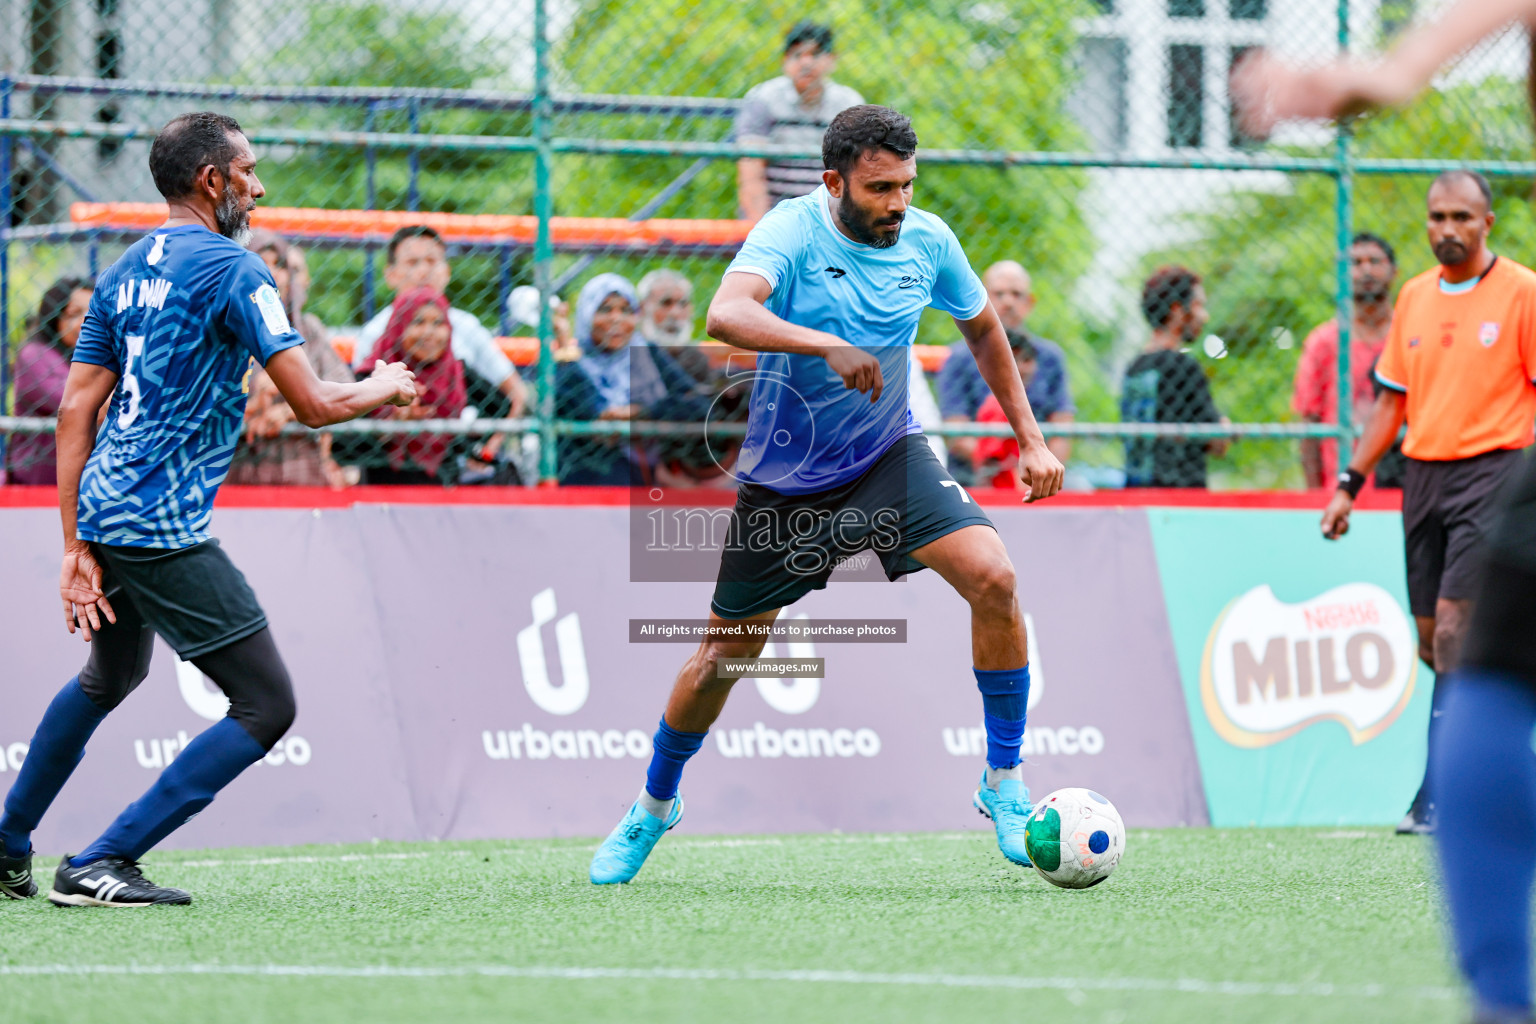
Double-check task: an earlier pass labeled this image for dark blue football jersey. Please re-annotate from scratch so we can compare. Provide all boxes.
[72,225,304,548]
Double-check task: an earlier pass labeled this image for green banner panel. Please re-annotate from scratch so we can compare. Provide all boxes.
[1148,509,1432,827]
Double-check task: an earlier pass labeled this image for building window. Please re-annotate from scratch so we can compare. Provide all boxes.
[1167,44,1204,148]
[1228,46,1261,147]
[1072,37,1129,151]
[1230,0,1266,18]
[1169,0,1205,17]
[96,30,124,162]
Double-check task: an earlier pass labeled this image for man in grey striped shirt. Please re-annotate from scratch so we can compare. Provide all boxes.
[735,21,864,221]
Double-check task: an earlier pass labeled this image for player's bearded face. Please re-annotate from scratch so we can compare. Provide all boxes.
[837,189,903,249]
[215,179,254,247]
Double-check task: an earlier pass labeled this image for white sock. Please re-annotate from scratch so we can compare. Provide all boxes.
[637,788,674,820]
[986,764,1024,789]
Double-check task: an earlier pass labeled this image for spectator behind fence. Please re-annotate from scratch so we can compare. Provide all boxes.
[354,225,527,418]
[229,230,358,487]
[359,288,467,485]
[736,21,864,221]
[637,269,716,386]
[1121,266,1229,488]
[937,260,1075,484]
[556,273,710,486]
[6,276,93,486]
[1293,231,1405,489]
[972,330,1039,488]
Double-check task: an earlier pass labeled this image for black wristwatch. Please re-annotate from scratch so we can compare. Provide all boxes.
[1337,468,1366,500]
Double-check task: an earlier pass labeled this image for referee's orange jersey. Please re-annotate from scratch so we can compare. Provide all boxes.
[1376,256,1536,461]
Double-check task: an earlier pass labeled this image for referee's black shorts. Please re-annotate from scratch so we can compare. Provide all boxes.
[1402,448,1523,617]
[710,433,995,620]
[1464,451,1536,682]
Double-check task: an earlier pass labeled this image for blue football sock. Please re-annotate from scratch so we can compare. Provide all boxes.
[644,717,706,803]
[0,678,109,858]
[72,717,265,866]
[975,665,1030,770]
[1433,670,1536,1017]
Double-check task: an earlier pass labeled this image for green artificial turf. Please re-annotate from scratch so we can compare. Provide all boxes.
[0,828,1463,1024]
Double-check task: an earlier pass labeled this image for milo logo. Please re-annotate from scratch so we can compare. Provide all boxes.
[1200,583,1418,748]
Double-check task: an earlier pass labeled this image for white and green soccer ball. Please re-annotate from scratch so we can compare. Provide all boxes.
[1023,787,1126,889]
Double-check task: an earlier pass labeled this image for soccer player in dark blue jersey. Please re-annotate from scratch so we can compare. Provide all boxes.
[589,106,1065,885]
[0,112,417,907]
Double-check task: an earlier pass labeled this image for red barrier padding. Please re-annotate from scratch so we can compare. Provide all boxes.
[0,485,1404,510]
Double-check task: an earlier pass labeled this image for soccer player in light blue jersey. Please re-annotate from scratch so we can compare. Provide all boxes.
[0,112,417,907]
[591,105,1065,884]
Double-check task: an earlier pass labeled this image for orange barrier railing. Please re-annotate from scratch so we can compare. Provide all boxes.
[67,203,954,373]
[69,203,753,249]
[331,335,952,373]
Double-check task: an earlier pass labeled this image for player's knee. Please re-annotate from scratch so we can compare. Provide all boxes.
[266,687,298,744]
[1418,635,1436,667]
[697,639,762,686]
[234,672,296,751]
[77,662,151,713]
[966,557,1018,618]
[1433,616,1468,673]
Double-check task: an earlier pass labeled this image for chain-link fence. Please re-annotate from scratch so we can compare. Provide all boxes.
[1,0,1532,490]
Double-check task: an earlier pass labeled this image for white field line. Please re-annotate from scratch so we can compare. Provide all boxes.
[169,834,982,866]
[0,963,1458,999]
[174,850,476,868]
[164,828,1386,866]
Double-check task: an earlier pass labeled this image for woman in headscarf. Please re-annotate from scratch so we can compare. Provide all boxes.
[6,276,93,485]
[556,272,708,486]
[228,229,357,487]
[359,287,467,484]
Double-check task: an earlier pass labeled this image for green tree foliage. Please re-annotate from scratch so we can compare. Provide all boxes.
[555,0,1098,345]
[1145,77,1533,486]
[249,2,535,330]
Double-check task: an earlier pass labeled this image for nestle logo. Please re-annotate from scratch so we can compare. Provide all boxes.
[1201,583,1418,748]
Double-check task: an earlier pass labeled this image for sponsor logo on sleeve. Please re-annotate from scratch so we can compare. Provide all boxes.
[252,284,292,335]
[1200,583,1417,748]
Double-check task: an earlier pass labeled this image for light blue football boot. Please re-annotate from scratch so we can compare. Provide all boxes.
[589,794,685,884]
[973,771,1033,866]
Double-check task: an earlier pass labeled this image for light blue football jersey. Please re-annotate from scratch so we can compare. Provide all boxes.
[725,185,987,494]
[72,225,305,548]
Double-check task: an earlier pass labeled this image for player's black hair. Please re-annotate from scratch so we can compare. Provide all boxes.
[822,105,918,179]
[148,112,246,201]
[32,275,94,350]
[1006,328,1038,361]
[1431,169,1494,210]
[387,224,446,264]
[1352,231,1396,267]
[1141,265,1202,329]
[784,20,833,54]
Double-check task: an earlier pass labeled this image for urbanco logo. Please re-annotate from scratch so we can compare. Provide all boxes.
[517,588,589,715]
[940,614,1093,757]
[152,642,311,768]
[753,610,819,714]
[1200,583,1417,748]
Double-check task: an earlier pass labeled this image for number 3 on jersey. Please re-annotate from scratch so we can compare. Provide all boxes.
[118,335,146,429]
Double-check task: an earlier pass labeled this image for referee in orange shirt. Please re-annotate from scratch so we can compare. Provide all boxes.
[1321,169,1536,835]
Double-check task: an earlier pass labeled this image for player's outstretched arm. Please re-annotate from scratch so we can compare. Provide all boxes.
[1234,0,1536,134]
[706,271,885,401]
[263,347,418,428]
[55,362,121,640]
[956,303,1063,502]
[1321,388,1406,540]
